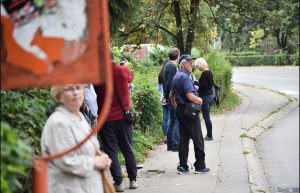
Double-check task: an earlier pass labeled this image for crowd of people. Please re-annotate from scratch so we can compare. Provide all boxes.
[40,47,215,192]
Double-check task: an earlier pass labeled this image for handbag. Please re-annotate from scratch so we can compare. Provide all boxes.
[96,150,116,193]
[114,85,136,126]
[184,102,202,120]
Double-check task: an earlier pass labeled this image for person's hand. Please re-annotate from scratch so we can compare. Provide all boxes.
[161,97,167,103]
[93,153,112,170]
[198,97,203,105]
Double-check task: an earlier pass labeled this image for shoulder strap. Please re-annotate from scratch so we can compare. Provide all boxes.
[113,85,127,114]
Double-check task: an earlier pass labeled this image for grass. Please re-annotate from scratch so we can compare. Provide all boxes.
[243,149,251,155]
[240,133,249,138]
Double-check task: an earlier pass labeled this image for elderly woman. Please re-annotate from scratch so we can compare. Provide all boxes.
[41,84,111,193]
[194,58,215,141]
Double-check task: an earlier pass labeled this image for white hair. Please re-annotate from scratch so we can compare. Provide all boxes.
[195,58,208,71]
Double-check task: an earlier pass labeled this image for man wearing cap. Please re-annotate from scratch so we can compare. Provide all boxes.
[169,54,210,174]
[162,48,180,151]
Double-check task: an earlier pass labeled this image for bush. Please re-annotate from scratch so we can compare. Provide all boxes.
[0,89,56,155]
[225,53,294,66]
[291,52,299,66]
[148,47,169,66]
[1,122,32,193]
[131,73,161,133]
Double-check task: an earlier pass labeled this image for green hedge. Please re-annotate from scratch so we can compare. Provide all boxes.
[225,54,299,66]
[1,122,32,193]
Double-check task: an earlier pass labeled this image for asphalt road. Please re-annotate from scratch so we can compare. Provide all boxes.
[232,66,299,193]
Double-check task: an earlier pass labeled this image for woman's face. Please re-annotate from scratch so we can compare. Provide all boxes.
[60,84,84,113]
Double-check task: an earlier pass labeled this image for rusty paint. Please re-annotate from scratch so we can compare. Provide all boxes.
[1,0,104,89]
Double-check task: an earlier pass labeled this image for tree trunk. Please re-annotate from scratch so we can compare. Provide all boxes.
[185,0,200,54]
[172,1,184,54]
[276,30,282,49]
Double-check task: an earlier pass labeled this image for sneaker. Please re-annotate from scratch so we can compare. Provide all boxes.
[114,182,125,192]
[130,180,139,189]
[194,167,210,174]
[204,136,213,141]
[137,163,144,169]
[177,166,190,174]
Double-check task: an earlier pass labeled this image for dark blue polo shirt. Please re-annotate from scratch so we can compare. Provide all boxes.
[171,69,198,104]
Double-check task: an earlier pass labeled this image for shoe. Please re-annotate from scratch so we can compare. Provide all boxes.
[167,147,173,151]
[177,166,190,174]
[114,182,125,192]
[130,180,139,189]
[204,136,213,141]
[137,163,143,169]
[172,148,179,152]
[194,167,210,174]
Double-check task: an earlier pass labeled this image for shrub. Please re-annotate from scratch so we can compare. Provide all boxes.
[148,47,169,66]
[0,89,56,155]
[225,53,293,66]
[131,73,161,133]
[1,122,32,193]
[291,52,299,66]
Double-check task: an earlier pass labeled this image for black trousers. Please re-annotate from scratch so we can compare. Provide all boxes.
[99,119,137,184]
[176,104,206,170]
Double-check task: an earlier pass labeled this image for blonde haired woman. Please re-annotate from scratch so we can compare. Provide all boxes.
[194,58,215,141]
[41,84,112,193]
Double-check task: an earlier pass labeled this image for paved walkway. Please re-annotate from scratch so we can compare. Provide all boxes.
[120,83,296,193]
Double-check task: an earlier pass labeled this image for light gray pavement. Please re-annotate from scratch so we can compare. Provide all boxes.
[122,83,297,193]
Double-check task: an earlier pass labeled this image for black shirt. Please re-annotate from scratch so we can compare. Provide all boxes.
[162,61,177,101]
[197,70,213,96]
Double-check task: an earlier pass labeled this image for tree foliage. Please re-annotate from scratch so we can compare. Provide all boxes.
[110,0,299,54]
[213,0,299,52]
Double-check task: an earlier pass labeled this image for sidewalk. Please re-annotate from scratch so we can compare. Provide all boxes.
[123,83,294,193]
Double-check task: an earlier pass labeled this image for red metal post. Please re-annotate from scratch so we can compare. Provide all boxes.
[32,157,48,193]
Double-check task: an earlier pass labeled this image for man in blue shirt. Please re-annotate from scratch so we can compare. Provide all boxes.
[170,54,210,174]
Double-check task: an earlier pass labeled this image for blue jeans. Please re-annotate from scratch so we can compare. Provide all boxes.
[201,95,214,138]
[167,104,179,149]
[162,105,169,136]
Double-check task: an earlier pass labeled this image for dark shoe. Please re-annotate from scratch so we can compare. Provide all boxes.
[177,166,190,174]
[172,147,179,152]
[204,136,213,141]
[194,167,210,174]
[167,147,173,151]
[114,182,125,192]
[137,163,143,169]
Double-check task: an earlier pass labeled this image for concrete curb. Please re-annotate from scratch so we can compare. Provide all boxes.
[242,96,298,193]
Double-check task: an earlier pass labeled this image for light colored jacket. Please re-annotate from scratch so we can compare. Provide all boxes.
[41,106,103,193]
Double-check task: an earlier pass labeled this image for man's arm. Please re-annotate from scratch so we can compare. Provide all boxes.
[186,92,203,105]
